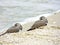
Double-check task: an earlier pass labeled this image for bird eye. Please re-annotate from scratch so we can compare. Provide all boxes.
[15,23,18,26]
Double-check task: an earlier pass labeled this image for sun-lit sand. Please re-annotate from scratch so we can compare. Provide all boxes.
[0,11,60,45]
[47,11,60,26]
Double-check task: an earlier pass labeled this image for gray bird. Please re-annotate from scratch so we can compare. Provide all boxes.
[0,23,22,36]
[27,16,48,31]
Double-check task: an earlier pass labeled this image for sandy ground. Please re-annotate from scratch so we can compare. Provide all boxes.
[0,11,60,45]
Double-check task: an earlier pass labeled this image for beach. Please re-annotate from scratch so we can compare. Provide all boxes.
[0,10,60,45]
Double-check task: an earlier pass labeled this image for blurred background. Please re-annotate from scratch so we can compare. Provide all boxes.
[0,0,60,30]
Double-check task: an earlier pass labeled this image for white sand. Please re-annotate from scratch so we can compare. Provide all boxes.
[0,11,60,45]
[47,11,60,26]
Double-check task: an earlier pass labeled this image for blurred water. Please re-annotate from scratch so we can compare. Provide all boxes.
[0,0,60,30]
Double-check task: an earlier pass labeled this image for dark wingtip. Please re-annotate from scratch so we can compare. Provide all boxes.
[27,29,32,31]
[0,32,7,36]
[27,30,31,31]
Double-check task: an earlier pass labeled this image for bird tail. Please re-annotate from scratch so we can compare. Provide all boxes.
[0,30,7,36]
[27,28,33,31]
[0,32,6,36]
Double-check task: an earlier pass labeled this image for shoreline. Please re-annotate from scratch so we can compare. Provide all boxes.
[0,10,60,32]
[0,10,60,45]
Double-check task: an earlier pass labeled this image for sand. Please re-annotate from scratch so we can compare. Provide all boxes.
[0,11,60,45]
